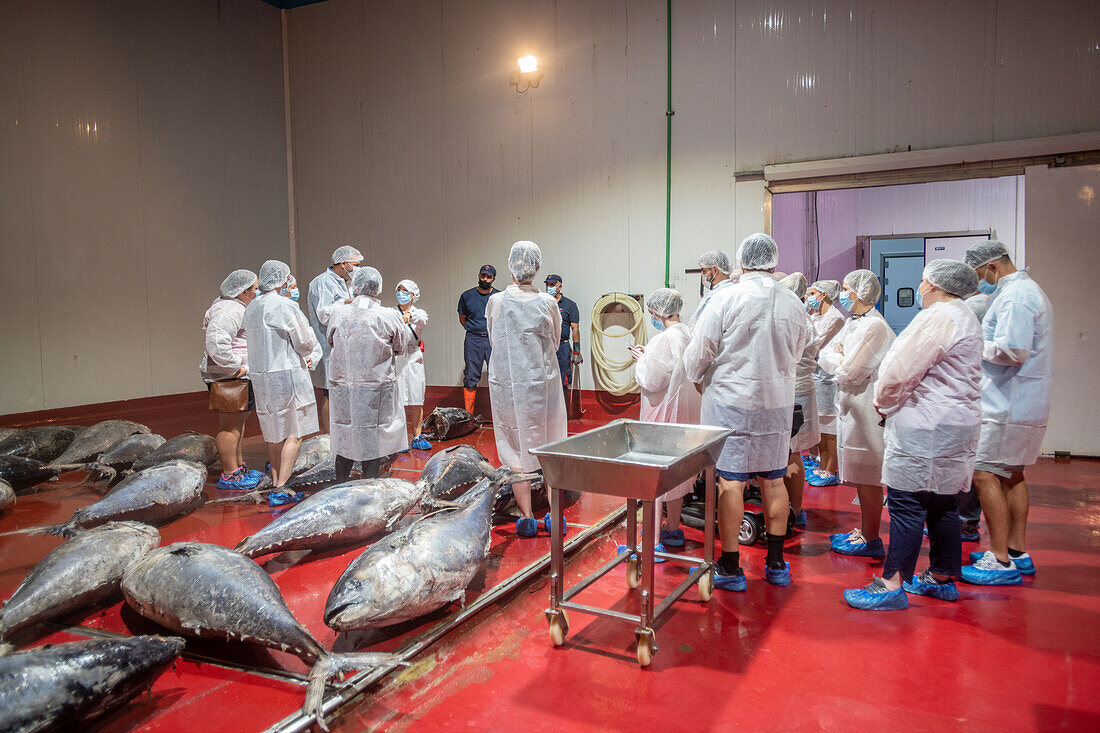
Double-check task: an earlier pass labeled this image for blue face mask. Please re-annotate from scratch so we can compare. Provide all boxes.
[805,298,820,312]
[396,290,413,305]
[839,292,854,309]
[977,279,997,295]
[651,316,666,331]
[282,285,299,302]
[546,285,557,296]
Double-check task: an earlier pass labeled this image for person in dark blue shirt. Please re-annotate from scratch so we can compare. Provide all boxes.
[545,274,582,390]
[457,265,499,413]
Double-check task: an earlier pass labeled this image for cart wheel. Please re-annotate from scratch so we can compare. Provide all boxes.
[625,556,641,589]
[548,612,569,647]
[636,633,654,667]
[739,515,759,545]
[698,571,714,602]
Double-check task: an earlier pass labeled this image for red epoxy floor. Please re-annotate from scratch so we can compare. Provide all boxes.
[2,401,1098,732]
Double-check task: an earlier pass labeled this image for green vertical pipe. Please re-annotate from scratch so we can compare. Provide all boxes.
[664,0,673,288]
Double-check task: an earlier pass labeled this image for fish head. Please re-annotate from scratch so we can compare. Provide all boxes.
[324,554,424,631]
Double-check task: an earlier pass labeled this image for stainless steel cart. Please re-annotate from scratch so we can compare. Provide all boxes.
[529,419,731,666]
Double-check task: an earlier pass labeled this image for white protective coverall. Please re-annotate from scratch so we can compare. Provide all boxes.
[975,271,1053,467]
[688,277,735,327]
[307,268,352,390]
[810,307,846,434]
[244,291,322,443]
[818,309,896,485]
[875,300,983,493]
[395,305,429,406]
[200,297,248,383]
[326,295,415,461]
[683,272,808,474]
[486,283,567,472]
[792,311,823,453]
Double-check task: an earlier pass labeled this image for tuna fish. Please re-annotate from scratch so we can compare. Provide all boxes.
[0,460,207,538]
[0,426,77,464]
[420,407,482,441]
[0,428,21,443]
[0,456,62,493]
[285,454,337,489]
[418,444,537,506]
[253,433,331,491]
[324,478,497,630]
[85,433,167,486]
[121,542,404,729]
[0,522,160,646]
[48,419,151,469]
[0,480,13,512]
[129,431,217,473]
[234,478,427,559]
[0,635,184,732]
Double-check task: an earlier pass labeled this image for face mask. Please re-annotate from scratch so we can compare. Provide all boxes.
[478,279,491,290]
[701,272,713,292]
[287,288,299,302]
[977,279,996,295]
[396,291,412,305]
[546,285,557,295]
[651,317,666,331]
[839,292,854,310]
[805,297,820,312]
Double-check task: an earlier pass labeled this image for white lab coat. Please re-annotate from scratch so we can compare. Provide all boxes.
[394,305,429,407]
[975,271,1053,467]
[818,309,896,485]
[683,272,808,474]
[307,268,352,390]
[244,291,322,443]
[635,323,701,500]
[325,295,415,461]
[810,306,846,434]
[200,297,248,383]
[486,284,567,472]
[792,311,823,453]
[876,300,983,494]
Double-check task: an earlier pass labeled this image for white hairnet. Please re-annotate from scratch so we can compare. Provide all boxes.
[258,260,291,292]
[331,245,364,265]
[737,233,779,270]
[810,279,840,302]
[924,259,979,298]
[647,288,683,318]
[508,240,541,284]
[778,272,808,299]
[220,269,257,298]
[964,240,1010,269]
[352,266,382,296]
[396,278,420,303]
[844,269,882,306]
[698,250,732,275]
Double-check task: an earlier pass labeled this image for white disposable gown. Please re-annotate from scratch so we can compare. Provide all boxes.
[818,309,896,485]
[688,277,734,327]
[394,305,429,406]
[244,291,322,443]
[635,322,701,501]
[875,300,982,494]
[792,312,823,453]
[810,306,846,434]
[200,297,248,383]
[307,268,352,390]
[975,271,1053,467]
[326,295,415,461]
[486,284,567,472]
[683,272,808,474]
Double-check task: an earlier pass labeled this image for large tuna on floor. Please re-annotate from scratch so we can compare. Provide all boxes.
[0,460,207,538]
[282,451,395,491]
[234,478,427,559]
[48,419,151,469]
[0,426,78,464]
[251,433,331,491]
[420,407,482,441]
[0,635,184,732]
[0,522,160,647]
[0,456,62,493]
[324,478,497,630]
[130,431,217,473]
[121,542,404,730]
[418,444,537,506]
[85,433,167,486]
[0,480,13,512]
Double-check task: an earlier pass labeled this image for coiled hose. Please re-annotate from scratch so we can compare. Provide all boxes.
[589,293,648,396]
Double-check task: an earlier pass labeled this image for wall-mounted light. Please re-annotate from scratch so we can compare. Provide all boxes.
[510,55,543,93]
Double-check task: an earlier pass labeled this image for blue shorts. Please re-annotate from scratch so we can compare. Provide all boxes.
[716,467,787,482]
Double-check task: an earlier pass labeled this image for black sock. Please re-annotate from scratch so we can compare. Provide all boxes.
[1007,547,1026,558]
[719,551,741,575]
[765,533,785,569]
[334,455,354,483]
[998,557,1013,568]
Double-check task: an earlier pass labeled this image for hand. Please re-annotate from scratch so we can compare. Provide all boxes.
[571,351,583,365]
[873,401,886,420]
[343,298,354,304]
[628,346,641,362]
[694,381,704,395]
[836,343,845,356]
[305,357,313,370]
[233,367,247,379]
[402,312,412,324]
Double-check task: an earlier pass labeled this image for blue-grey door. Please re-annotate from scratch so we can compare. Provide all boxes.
[880,252,925,333]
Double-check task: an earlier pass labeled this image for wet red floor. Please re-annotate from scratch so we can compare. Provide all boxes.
[2,394,1098,732]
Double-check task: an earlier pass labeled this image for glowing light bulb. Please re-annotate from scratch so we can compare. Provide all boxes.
[517,55,538,73]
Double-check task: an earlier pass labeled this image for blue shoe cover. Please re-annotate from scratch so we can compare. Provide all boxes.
[217,472,260,491]
[764,561,791,587]
[614,543,665,563]
[961,528,981,543]
[1010,554,1036,575]
[542,512,567,536]
[832,534,886,557]
[844,578,908,610]
[267,491,306,507]
[801,454,820,469]
[903,572,959,601]
[961,552,1022,585]
[516,517,538,537]
[793,510,807,527]
[411,436,432,451]
[806,471,839,487]
[398,446,411,454]
[713,566,747,592]
[660,528,686,547]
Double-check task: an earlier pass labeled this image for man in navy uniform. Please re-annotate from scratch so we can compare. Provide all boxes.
[545,274,582,391]
[457,265,499,413]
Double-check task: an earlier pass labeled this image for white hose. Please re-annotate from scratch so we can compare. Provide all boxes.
[590,292,648,396]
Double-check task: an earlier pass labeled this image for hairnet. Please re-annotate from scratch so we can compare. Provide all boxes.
[352,266,382,296]
[843,269,882,306]
[964,240,1010,269]
[220,269,257,298]
[810,279,840,302]
[698,250,732,275]
[778,272,808,299]
[508,240,542,284]
[647,288,683,318]
[396,278,420,303]
[331,245,364,265]
[258,260,291,292]
[923,259,979,298]
[737,233,779,270]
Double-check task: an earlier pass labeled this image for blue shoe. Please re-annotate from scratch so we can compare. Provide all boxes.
[516,517,538,537]
[764,561,791,587]
[713,566,747,592]
[961,551,1023,586]
[806,470,839,487]
[793,510,807,528]
[660,528,685,547]
[615,543,666,563]
[543,513,567,536]
[801,455,820,469]
[411,435,432,451]
[831,530,886,557]
[844,577,908,610]
[216,470,260,491]
[902,570,959,601]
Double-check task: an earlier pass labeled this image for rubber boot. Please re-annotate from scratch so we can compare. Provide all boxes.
[464,388,477,414]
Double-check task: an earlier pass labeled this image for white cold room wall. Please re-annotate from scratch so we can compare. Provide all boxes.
[0,0,289,415]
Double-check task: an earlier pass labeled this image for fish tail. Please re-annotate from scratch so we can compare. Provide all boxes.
[306,652,408,730]
[493,470,543,488]
[205,489,273,506]
[0,521,67,538]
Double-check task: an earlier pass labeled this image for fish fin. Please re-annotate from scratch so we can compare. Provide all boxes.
[492,470,541,487]
[0,522,68,539]
[205,488,273,506]
[306,652,408,731]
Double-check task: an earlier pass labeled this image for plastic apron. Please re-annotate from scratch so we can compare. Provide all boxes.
[307,268,351,390]
[394,306,428,406]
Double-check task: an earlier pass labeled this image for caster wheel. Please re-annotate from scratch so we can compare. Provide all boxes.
[636,633,655,667]
[625,556,641,589]
[739,515,760,545]
[698,571,713,602]
[548,612,569,646]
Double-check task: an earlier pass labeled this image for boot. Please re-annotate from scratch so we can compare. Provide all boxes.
[464,388,477,414]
